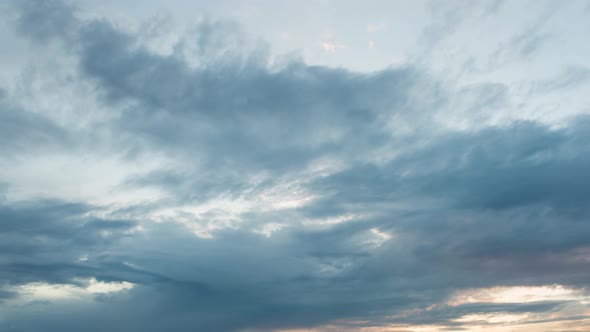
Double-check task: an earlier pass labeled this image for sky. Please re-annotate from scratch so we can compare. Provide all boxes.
[1,0,590,331]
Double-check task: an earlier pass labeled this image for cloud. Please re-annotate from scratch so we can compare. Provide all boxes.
[534,65,590,93]
[0,200,142,285]
[1,1,590,331]
[0,91,71,154]
[12,0,77,44]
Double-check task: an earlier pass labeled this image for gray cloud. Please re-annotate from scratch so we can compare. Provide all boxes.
[0,91,71,154]
[14,0,440,173]
[13,0,77,44]
[2,1,590,331]
[0,200,142,286]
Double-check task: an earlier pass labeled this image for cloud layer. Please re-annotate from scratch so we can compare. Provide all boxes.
[1,1,590,331]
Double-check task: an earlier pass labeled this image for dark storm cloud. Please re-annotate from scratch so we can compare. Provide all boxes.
[1,202,441,331]
[2,1,590,331]
[0,200,142,285]
[310,118,590,212]
[294,120,590,302]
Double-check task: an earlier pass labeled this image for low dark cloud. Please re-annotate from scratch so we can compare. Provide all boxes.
[0,200,140,285]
